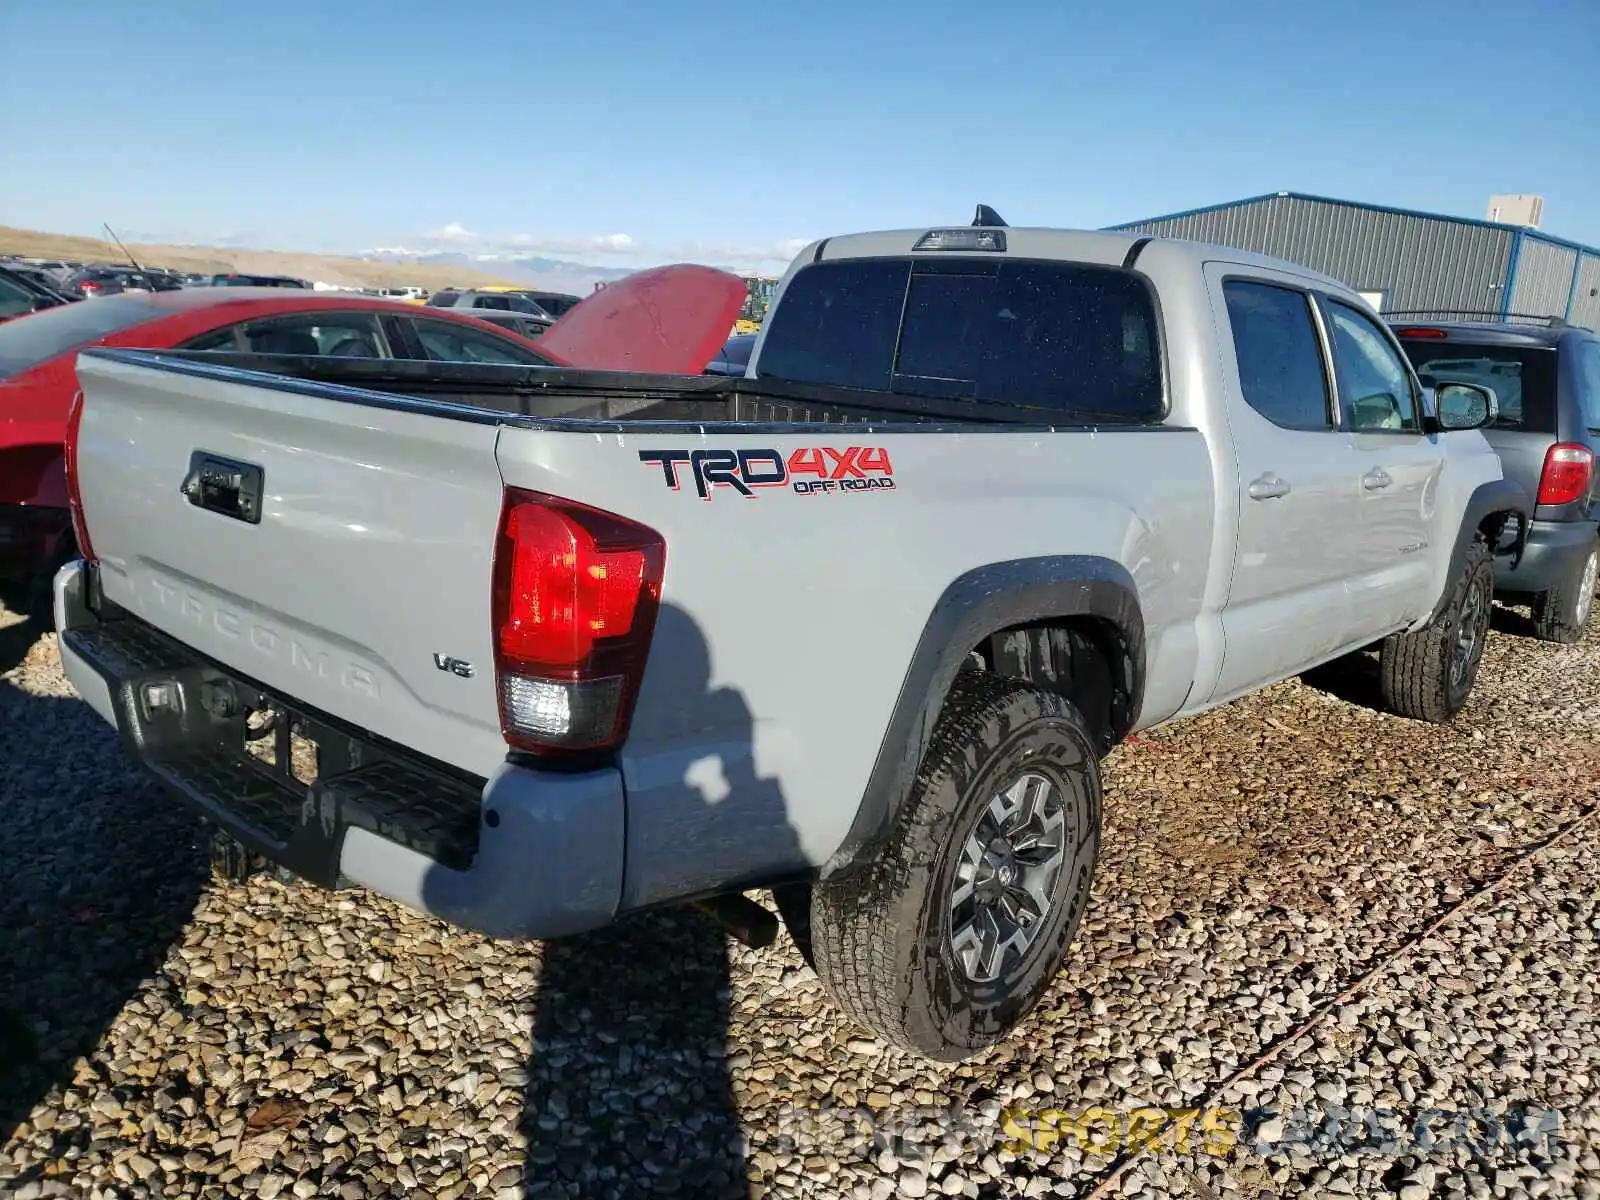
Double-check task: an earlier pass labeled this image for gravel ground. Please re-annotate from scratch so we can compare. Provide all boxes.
[2,598,1597,1200]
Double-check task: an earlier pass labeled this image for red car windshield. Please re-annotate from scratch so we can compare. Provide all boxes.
[0,294,167,380]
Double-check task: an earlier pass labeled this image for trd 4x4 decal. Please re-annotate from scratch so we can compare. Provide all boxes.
[638,447,895,499]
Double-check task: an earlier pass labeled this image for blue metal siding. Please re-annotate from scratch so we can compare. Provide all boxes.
[1112,191,1600,257]
[1115,195,1512,315]
[1506,236,1579,318]
[1571,255,1600,331]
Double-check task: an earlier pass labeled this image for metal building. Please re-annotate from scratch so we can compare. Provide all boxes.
[1109,191,1600,329]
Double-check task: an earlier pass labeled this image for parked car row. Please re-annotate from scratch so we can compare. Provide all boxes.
[36,214,1595,1067]
[0,264,76,322]
[1,256,608,330]
[2,255,396,299]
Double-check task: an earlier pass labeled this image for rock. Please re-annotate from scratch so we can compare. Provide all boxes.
[1255,1118,1285,1144]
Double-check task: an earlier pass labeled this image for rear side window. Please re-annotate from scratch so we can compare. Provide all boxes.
[1580,342,1600,433]
[407,317,552,365]
[0,293,163,379]
[1396,340,1558,431]
[758,257,1163,420]
[1222,281,1332,429]
[185,312,391,358]
[0,274,36,319]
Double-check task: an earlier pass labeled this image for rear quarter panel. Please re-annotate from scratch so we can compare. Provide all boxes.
[1419,428,1508,618]
[494,423,1215,906]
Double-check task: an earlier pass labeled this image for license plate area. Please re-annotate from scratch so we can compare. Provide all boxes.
[238,692,359,789]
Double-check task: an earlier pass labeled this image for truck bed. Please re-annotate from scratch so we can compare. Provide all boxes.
[112,347,1172,430]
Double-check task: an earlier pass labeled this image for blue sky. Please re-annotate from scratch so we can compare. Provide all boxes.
[3,0,1597,272]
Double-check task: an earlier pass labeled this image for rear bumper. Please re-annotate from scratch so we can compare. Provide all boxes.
[0,502,69,583]
[1493,518,1598,596]
[54,561,624,940]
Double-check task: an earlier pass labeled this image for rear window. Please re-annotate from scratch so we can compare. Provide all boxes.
[0,294,163,379]
[757,257,1164,421]
[1396,339,1557,431]
[721,335,756,370]
[532,295,580,317]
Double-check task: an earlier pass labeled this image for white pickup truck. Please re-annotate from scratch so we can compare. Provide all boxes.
[56,213,1527,1061]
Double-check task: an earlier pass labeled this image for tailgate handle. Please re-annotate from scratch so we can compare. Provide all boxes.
[182,452,264,525]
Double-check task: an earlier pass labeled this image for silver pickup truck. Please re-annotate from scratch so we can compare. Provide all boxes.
[56,219,1528,1061]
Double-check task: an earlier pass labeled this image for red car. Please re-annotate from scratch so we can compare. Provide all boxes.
[0,267,745,617]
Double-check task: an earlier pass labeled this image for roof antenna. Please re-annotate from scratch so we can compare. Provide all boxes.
[972,204,1009,228]
[103,222,144,272]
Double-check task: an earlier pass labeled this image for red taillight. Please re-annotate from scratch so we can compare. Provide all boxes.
[64,388,95,562]
[1537,443,1595,507]
[1395,327,1449,340]
[79,283,101,295]
[491,489,665,754]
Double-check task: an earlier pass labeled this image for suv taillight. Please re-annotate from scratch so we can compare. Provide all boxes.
[1536,443,1596,507]
[491,489,665,755]
[64,388,95,562]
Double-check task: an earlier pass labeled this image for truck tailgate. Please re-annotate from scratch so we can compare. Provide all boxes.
[70,351,509,777]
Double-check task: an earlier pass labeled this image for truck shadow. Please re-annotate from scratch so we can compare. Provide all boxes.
[1487,601,1539,639]
[473,602,798,1198]
[0,615,209,1149]
[1302,600,1533,708]
[1297,649,1385,712]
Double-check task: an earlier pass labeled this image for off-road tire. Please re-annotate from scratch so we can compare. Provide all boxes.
[1530,540,1598,645]
[808,670,1102,1062]
[1379,534,1493,723]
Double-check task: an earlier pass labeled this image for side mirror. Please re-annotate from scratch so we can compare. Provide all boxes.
[1435,380,1499,431]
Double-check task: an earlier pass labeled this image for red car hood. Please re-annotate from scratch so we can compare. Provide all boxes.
[534,264,746,374]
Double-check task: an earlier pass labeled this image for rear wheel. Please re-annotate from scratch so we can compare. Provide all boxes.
[1530,541,1598,644]
[808,670,1101,1061]
[1379,534,1493,723]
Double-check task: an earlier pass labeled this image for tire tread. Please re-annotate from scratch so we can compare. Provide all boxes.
[1530,541,1597,644]
[1379,535,1492,723]
[809,670,1096,1059]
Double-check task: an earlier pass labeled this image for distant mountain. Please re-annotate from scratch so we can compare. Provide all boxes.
[358,249,637,296]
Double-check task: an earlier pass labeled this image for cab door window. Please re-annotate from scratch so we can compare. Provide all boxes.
[1222,280,1333,429]
[1322,300,1420,432]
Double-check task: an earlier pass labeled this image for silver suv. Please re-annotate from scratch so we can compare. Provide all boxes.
[1393,314,1600,642]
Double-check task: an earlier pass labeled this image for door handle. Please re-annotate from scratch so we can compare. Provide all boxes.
[1247,473,1291,501]
[1362,468,1392,491]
